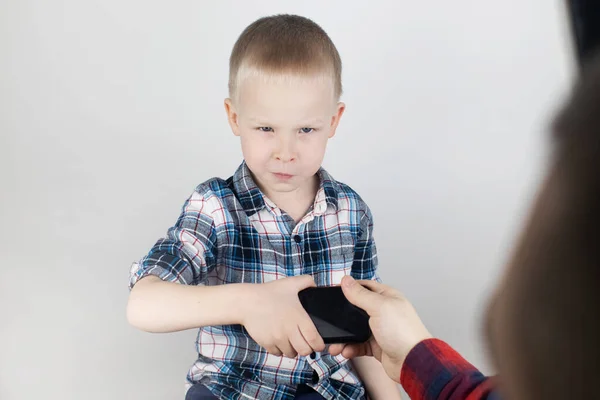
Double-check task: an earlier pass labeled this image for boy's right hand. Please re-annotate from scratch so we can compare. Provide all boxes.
[240,275,325,358]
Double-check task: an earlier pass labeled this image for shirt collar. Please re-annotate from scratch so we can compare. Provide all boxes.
[230,161,339,217]
[230,161,265,216]
[315,167,339,214]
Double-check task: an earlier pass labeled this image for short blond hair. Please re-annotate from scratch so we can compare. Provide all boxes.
[228,14,342,101]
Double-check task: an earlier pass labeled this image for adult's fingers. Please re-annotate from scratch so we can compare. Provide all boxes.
[328,343,345,356]
[364,339,383,362]
[351,279,386,294]
[340,276,386,315]
[328,342,372,359]
[341,343,371,359]
[328,343,371,358]
[354,279,402,298]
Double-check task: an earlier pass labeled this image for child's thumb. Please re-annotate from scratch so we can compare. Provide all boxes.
[288,274,316,290]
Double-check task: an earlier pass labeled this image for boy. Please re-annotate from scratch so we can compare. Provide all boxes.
[127,14,401,400]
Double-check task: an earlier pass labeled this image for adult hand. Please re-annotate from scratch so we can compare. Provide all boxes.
[329,276,432,383]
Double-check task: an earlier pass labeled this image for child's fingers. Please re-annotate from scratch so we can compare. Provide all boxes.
[266,344,283,357]
[299,316,325,352]
[277,339,297,359]
[285,274,316,291]
[289,327,313,357]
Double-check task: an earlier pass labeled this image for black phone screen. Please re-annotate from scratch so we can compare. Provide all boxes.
[298,286,371,344]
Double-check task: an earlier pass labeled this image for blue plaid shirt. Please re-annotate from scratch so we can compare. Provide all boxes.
[129,162,380,400]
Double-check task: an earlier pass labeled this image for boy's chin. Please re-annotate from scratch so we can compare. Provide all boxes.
[264,178,313,193]
[265,181,299,192]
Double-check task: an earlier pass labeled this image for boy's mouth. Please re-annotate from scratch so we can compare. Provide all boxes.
[273,173,294,180]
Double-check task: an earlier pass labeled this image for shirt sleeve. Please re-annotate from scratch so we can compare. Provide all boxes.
[128,189,218,289]
[400,339,499,400]
[350,204,381,282]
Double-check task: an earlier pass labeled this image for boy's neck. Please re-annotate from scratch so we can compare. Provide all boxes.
[264,175,320,223]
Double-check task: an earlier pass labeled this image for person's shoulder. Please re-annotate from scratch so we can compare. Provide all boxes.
[324,170,372,218]
[334,180,364,202]
[182,176,235,217]
[193,176,234,200]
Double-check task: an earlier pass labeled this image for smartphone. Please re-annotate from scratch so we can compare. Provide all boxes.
[298,285,371,344]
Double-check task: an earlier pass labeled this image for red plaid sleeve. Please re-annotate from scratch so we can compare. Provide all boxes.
[400,339,498,400]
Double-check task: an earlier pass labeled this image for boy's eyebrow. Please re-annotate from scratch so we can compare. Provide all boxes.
[298,118,325,126]
[248,117,326,126]
[248,117,271,124]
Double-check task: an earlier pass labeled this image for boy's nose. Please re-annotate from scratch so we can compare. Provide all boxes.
[274,136,297,162]
[275,152,296,162]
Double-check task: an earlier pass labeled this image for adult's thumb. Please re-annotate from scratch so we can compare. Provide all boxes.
[341,276,383,315]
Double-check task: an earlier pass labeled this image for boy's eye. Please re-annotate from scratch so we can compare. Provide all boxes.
[258,127,273,132]
[300,127,314,133]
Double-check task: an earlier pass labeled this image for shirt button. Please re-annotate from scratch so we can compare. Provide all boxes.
[293,235,302,243]
[310,352,316,360]
[311,370,319,383]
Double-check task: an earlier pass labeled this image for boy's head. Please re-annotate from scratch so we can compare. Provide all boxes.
[224,14,345,201]
[485,55,600,399]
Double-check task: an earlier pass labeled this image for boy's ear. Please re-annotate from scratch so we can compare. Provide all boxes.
[328,102,346,139]
[224,98,240,136]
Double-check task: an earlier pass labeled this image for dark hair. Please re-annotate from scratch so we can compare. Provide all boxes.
[498,53,600,398]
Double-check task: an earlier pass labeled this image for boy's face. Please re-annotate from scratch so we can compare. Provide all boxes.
[224,74,345,201]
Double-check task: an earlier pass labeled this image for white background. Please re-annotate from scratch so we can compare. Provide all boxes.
[0,1,576,399]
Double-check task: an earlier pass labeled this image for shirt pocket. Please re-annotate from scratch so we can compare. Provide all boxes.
[309,227,355,286]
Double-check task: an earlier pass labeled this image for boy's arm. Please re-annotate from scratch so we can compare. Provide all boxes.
[127,188,221,332]
[128,275,325,358]
[351,204,380,282]
[353,357,403,399]
[127,276,252,332]
[126,189,325,356]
